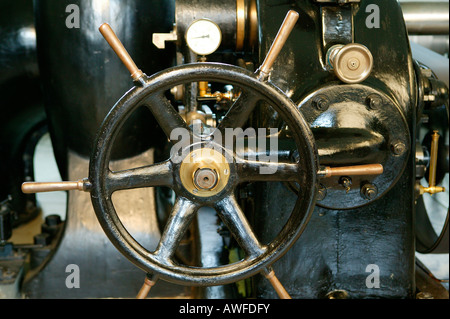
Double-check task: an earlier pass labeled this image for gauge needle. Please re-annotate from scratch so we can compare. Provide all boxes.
[192,35,210,39]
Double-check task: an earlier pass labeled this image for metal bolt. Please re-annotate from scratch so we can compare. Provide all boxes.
[317,184,327,201]
[361,183,378,200]
[392,142,406,156]
[194,168,218,190]
[365,93,382,110]
[312,95,329,111]
[339,176,352,193]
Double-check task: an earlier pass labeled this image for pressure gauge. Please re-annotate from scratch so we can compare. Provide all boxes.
[185,19,222,56]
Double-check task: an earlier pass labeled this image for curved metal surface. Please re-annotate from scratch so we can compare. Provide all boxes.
[34,0,175,179]
[0,0,44,223]
[399,1,449,35]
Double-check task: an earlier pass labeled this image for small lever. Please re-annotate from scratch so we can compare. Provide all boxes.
[21,179,91,194]
[262,267,291,299]
[258,10,299,79]
[318,164,384,178]
[99,23,144,81]
[418,131,446,195]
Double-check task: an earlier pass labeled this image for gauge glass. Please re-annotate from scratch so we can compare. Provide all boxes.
[186,19,222,56]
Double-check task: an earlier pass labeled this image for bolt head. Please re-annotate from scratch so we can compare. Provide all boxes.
[361,183,378,200]
[312,95,329,111]
[365,94,382,109]
[392,142,406,155]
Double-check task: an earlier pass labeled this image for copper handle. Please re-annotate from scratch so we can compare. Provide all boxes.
[263,269,291,299]
[99,23,144,81]
[21,179,89,194]
[320,164,384,178]
[258,10,299,77]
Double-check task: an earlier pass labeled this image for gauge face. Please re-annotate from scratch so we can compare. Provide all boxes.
[185,19,222,56]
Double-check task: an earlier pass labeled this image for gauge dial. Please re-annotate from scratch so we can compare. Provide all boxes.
[185,19,222,56]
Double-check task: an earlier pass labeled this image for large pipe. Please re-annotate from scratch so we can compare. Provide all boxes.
[399,1,449,35]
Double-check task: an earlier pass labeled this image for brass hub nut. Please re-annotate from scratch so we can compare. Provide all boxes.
[179,148,231,197]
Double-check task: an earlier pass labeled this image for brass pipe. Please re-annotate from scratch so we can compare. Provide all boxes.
[258,10,299,78]
[418,130,446,195]
[319,164,384,178]
[136,275,158,299]
[428,130,440,187]
[263,269,291,299]
[99,23,144,81]
[21,179,90,194]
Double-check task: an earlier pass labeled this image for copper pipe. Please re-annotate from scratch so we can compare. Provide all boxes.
[320,164,384,178]
[258,10,299,77]
[263,269,291,299]
[21,179,89,194]
[136,275,158,299]
[99,23,144,81]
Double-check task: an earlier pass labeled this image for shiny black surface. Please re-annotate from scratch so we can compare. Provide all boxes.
[252,0,417,298]
[34,0,176,179]
[0,0,44,224]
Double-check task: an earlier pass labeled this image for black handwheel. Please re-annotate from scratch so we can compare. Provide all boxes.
[89,62,318,287]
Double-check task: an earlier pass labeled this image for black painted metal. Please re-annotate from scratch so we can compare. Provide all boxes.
[89,63,318,286]
[0,0,44,226]
[34,0,175,179]
[252,0,417,298]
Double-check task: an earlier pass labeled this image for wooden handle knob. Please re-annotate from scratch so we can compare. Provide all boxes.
[320,164,384,178]
[259,10,299,76]
[99,23,143,81]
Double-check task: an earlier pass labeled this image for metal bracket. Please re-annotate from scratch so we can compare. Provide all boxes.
[152,26,178,49]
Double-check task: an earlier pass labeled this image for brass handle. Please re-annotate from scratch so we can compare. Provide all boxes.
[419,131,446,195]
[99,23,144,81]
[258,10,299,77]
[263,268,291,299]
[21,179,90,194]
[319,164,384,178]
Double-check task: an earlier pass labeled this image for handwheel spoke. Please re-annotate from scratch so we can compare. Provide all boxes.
[107,160,173,194]
[216,91,261,133]
[153,197,198,263]
[215,195,265,258]
[145,92,191,143]
[236,158,300,183]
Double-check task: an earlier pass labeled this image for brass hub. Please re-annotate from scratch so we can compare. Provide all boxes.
[179,148,231,197]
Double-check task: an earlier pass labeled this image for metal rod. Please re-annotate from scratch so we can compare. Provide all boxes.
[258,10,299,77]
[428,130,440,187]
[399,1,449,35]
[99,23,144,81]
[136,274,158,299]
[21,179,89,194]
[319,164,384,178]
[263,268,291,299]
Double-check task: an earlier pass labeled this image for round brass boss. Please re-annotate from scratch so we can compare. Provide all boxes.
[179,148,231,197]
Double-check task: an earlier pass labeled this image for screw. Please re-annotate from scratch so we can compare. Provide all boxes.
[391,142,406,156]
[317,184,327,201]
[365,94,382,110]
[361,183,378,200]
[339,176,352,193]
[312,95,329,111]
